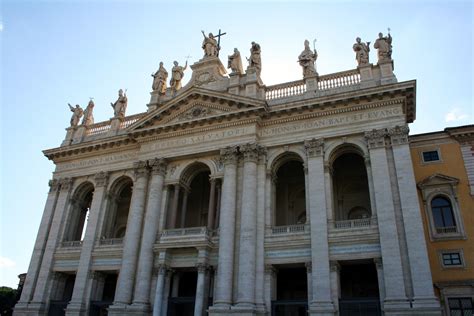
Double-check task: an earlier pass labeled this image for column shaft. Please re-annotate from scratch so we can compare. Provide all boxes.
[179,190,189,228]
[194,265,208,316]
[255,157,267,312]
[113,163,149,305]
[133,159,167,306]
[169,184,180,228]
[212,146,238,309]
[207,179,217,229]
[152,266,167,316]
[236,144,259,309]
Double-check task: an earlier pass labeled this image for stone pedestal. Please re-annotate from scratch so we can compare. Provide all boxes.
[228,73,241,95]
[358,64,376,89]
[305,75,318,93]
[108,117,123,136]
[379,60,397,85]
[71,125,87,144]
[183,56,228,92]
[61,127,75,146]
[244,68,264,99]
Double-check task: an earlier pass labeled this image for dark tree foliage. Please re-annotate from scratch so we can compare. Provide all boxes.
[0,287,17,316]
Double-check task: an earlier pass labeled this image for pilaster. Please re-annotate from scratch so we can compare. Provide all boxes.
[152,264,170,316]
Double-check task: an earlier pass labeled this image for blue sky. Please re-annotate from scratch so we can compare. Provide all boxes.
[1,0,472,288]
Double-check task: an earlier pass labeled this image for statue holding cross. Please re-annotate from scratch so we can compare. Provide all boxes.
[201,29,226,58]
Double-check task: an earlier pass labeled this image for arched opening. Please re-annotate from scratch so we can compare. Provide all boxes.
[102,177,133,239]
[431,196,456,230]
[332,152,371,220]
[179,171,211,228]
[273,156,306,226]
[64,182,94,242]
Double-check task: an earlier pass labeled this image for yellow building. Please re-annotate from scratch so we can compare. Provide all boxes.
[410,124,474,316]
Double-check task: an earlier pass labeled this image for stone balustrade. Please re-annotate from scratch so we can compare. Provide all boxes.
[271,224,309,235]
[332,217,375,229]
[98,237,124,246]
[265,79,306,100]
[87,121,112,136]
[160,226,208,238]
[61,240,82,248]
[318,69,360,91]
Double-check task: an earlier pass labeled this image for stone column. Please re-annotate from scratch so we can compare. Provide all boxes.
[374,258,385,309]
[179,188,189,228]
[329,261,340,314]
[264,265,277,314]
[171,273,180,298]
[304,164,310,223]
[364,129,409,312]
[132,158,168,310]
[16,179,60,309]
[214,181,222,229]
[264,171,272,227]
[324,163,334,221]
[161,270,172,316]
[111,161,150,309]
[158,186,170,231]
[388,126,440,311]
[168,184,180,228]
[29,178,73,312]
[209,146,239,312]
[255,148,267,314]
[235,143,261,312]
[304,139,335,315]
[207,178,217,229]
[306,262,313,305]
[364,155,377,217]
[152,265,169,316]
[66,172,109,315]
[194,264,210,316]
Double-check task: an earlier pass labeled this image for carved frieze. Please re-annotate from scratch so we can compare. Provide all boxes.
[175,106,216,122]
[194,72,216,86]
[364,128,387,149]
[304,138,324,157]
[388,125,409,145]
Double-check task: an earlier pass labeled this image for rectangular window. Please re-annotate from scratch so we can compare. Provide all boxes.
[448,297,473,316]
[422,150,440,162]
[442,252,462,266]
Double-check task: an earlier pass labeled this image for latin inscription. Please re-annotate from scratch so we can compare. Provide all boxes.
[56,152,138,171]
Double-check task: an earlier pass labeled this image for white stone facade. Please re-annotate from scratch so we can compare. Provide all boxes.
[15,53,441,316]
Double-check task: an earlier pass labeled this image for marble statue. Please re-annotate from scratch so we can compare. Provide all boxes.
[353,37,370,66]
[298,39,318,78]
[248,41,262,76]
[374,32,392,63]
[170,60,188,93]
[110,89,128,119]
[152,62,168,94]
[81,100,95,126]
[68,103,83,127]
[228,48,243,75]
[201,30,219,58]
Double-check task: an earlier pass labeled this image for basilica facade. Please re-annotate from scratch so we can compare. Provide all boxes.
[14,34,442,316]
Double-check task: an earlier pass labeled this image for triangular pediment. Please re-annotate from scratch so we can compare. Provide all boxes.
[417,173,459,189]
[128,87,266,132]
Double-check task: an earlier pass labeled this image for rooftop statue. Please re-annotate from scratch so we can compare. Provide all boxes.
[353,37,370,66]
[68,103,83,127]
[374,32,392,63]
[81,100,95,126]
[170,60,188,94]
[298,39,318,78]
[201,30,219,58]
[151,62,168,94]
[228,48,244,75]
[110,89,128,119]
[248,41,262,77]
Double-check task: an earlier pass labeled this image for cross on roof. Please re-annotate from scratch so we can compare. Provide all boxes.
[214,29,226,57]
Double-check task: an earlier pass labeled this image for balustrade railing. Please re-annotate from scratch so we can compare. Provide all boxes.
[99,237,123,245]
[265,80,306,100]
[87,121,111,136]
[333,217,373,229]
[271,224,308,234]
[318,69,360,91]
[161,226,208,238]
[119,113,145,129]
[61,240,82,247]
[436,226,458,234]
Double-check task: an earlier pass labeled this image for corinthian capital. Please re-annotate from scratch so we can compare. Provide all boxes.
[220,146,239,165]
[59,178,73,191]
[133,160,149,180]
[364,128,387,149]
[49,179,60,193]
[388,125,410,146]
[149,158,167,176]
[304,138,324,158]
[94,171,109,187]
[240,143,261,162]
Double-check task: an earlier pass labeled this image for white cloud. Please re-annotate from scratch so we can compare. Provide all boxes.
[445,108,469,122]
[0,256,16,268]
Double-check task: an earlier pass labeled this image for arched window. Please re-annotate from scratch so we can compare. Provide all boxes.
[332,152,371,220]
[431,196,456,229]
[102,177,133,239]
[274,158,306,226]
[64,183,94,242]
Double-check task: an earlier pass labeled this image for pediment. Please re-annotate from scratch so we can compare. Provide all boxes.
[417,173,459,189]
[128,87,266,132]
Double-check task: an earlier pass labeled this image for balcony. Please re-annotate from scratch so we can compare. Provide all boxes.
[328,217,379,243]
[270,224,309,235]
[98,237,123,246]
[333,218,375,230]
[435,226,458,234]
[157,226,211,249]
[61,240,82,248]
